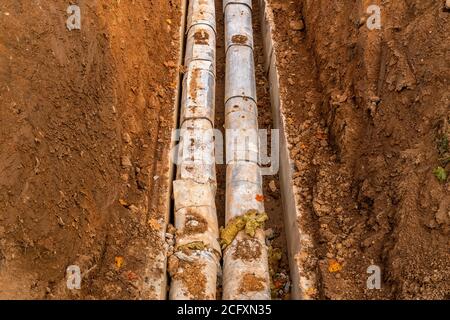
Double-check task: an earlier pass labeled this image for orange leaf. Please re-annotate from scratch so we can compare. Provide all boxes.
[328,259,342,273]
[255,194,265,202]
[115,256,124,269]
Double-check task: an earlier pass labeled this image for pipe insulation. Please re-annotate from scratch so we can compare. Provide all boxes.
[169,0,221,300]
[222,0,271,300]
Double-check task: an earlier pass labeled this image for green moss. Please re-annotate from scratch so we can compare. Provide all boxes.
[177,241,206,252]
[433,166,448,183]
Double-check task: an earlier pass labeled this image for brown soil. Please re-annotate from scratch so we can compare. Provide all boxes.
[268,0,449,299]
[171,259,207,300]
[233,238,262,261]
[1,0,448,301]
[252,1,290,300]
[194,29,210,45]
[231,34,249,44]
[239,273,265,294]
[0,0,183,299]
[214,0,227,229]
[183,210,208,235]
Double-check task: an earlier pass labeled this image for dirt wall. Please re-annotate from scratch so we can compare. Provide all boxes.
[0,0,183,299]
[268,0,449,299]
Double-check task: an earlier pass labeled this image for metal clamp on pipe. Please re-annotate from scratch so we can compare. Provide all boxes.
[187,0,217,34]
[223,0,253,11]
[225,45,257,103]
[224,2,254,51]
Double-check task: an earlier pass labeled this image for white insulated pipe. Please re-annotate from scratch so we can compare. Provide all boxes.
[169,0,220,300]
[222,0,271,300]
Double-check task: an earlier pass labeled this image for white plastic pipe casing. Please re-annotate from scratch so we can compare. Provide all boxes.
[225,96,258,116]
[173,179,221,255]
[187,0,217,34]
[225,45,257,103]
[169,250,220,300]
[171,0,219,301]
[175,206,221,254]
[226,161,264,221]
[185,24,216,73]
[170,180,220,300]
[224,3,254,51]
[223,1,271,301]
[223,0,252,11]
[225,104,259,164]
[177,119,216,184]
[180,60,215,125]
[222,230,270,300]
[173,179,216,211]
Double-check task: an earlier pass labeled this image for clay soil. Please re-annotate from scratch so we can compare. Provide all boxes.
[268,0,449,299]
[0,0,183,299]
[1,0,449,301]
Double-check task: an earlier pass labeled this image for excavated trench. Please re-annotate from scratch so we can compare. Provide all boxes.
[167,0,293,300]
[1,0,448,300]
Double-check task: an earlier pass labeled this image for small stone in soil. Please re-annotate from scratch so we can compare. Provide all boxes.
[290,19,304,31]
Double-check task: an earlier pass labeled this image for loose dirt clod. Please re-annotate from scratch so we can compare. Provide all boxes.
[194,29,210,45]
[233,239,262,261]
[172,260,207,300]
[231,34,248,44]
[239,273,266,294]
[183,210,208,235]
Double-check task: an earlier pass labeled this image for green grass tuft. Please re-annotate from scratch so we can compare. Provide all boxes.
[433,166,448,183]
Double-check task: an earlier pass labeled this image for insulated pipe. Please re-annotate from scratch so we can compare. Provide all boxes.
[224,3,254,50]
[225,46,257,103]
[222,0,271,300]
[169,0,220,300]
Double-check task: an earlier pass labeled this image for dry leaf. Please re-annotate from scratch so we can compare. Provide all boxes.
[255,194,265,202]
[328,259,342,273]
[115,256,124,269]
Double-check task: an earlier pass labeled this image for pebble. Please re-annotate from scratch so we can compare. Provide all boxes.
[269,180,277,192]
[122,133,131,144]
[165,232,174,240]
[265,228,275,239]
[121,156,132,168]
[290,19,304,31]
